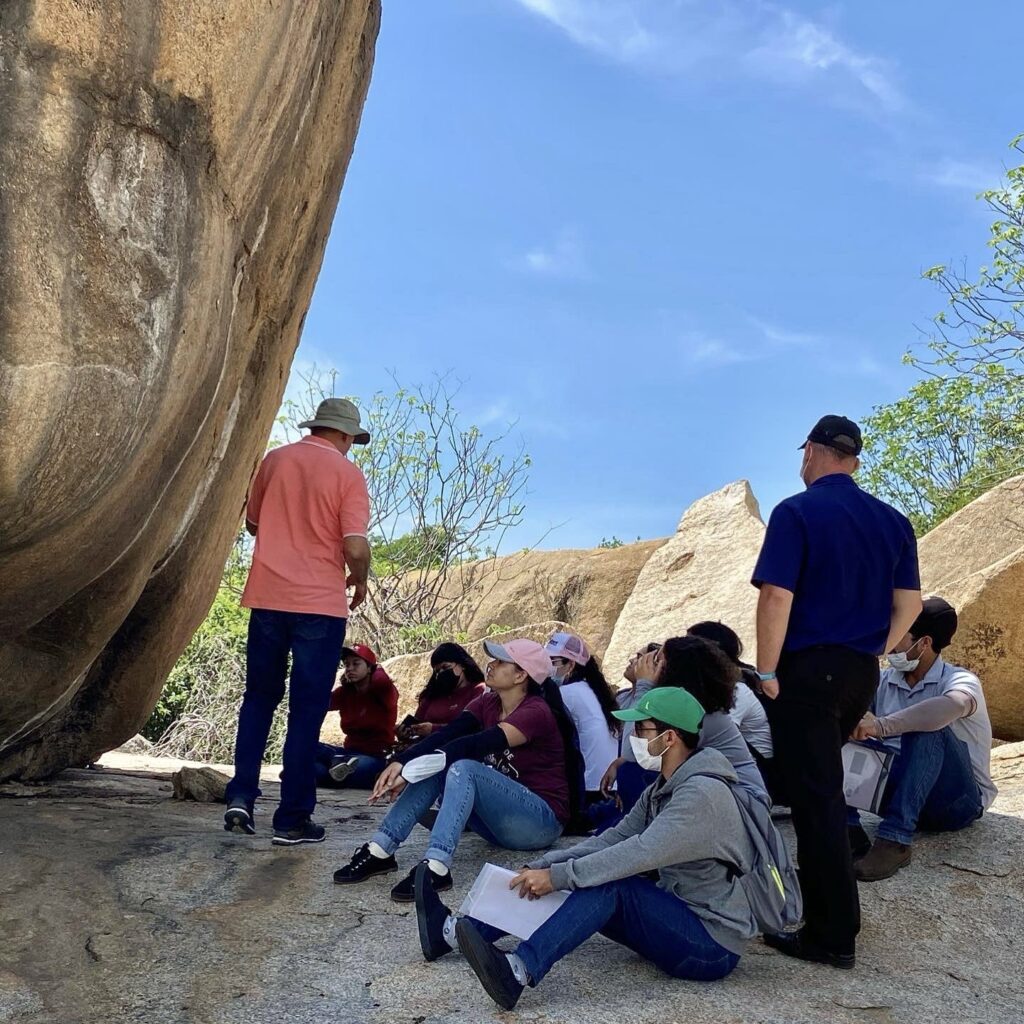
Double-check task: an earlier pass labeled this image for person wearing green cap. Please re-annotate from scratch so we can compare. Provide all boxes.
[413,687,759,1010]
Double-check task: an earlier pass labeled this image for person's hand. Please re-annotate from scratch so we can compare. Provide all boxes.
[759,675,780,700]
[635,650,660,683]
[510,868,554,900]
[600,757,625,799]
[852,712,881,741]
[369,761,406,804]
[347,576,367,611]
[409,722,433,738]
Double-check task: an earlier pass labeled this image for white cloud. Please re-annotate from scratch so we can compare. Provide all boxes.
[919,157,1000,193]
[747,315,821,349]
[512,0,905,115]
[682,333,752,368]
[510,227,587,277]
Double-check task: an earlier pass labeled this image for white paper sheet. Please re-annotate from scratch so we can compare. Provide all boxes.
[458,862,570,940]
[842,742,894,813]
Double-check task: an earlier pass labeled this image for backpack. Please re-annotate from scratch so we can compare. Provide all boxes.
[694,772,803,934]
[538,678,590,835]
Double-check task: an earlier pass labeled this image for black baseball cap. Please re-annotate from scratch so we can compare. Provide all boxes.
[910,597,958,652]
[799,414,863,456]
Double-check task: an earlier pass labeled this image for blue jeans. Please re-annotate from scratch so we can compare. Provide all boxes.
[314,743,385,789]
[849,728,983,846]
[618,761,658,814]
[472,876,739,984]
[371,759,563,868]
[225,608,346,831]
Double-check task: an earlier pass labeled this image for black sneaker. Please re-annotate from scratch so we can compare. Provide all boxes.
[224,801,255,835]
[414,862,454,961]
[457,918,525,1010]
[391,861,452,903]
[271,820,326,846]
[333,843,398,885]
[763,930,855,970]
[848,823,871,860]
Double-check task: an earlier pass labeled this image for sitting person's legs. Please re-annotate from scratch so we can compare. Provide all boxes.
[615,760,658,814]
[425,760,563,867]
[857,727,983,880]
[317,745,386,789]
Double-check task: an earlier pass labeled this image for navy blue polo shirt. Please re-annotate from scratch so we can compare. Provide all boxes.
[751,474,920,655]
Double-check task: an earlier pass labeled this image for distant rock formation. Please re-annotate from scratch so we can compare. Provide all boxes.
[600,481,765,681]
[0,1,380,780]
[918,475,1024,740]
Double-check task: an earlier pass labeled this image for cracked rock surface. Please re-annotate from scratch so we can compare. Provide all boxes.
[2,745,1024,1024]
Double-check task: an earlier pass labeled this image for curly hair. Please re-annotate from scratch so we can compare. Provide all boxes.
[654,635,739,715]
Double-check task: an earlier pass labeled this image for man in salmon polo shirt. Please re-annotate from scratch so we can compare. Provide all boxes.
[224,398,372,846]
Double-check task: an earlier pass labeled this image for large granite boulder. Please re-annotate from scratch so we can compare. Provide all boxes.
[0,1,380,780]
[918,475,1024,740]
[601,481,766,682]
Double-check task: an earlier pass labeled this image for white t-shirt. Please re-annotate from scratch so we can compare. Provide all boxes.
[560,681,618,791]
[730,681,774,759]
[874,658,996,809]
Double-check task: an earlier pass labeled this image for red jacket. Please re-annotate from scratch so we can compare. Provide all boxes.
[328,666,398,759]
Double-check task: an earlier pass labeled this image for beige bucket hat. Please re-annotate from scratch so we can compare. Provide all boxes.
[298,398,371,445]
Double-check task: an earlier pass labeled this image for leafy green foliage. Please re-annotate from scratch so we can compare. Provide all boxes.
[862,136,1024,532]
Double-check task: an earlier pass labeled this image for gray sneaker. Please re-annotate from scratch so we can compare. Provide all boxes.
[329,757,360,784]
[272,820,326,846]
[224,801,255,835]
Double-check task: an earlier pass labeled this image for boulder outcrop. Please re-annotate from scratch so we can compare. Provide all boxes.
[0,1,380,780]
[918,475,1024,740]
[601,481,765,681]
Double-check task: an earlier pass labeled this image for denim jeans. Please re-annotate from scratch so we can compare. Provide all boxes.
[471,876,739,984]
[225,608,346,831]
[314,743,385,789]
[617,761,658,815]
[371,759,563,867]
[849,727,983,846]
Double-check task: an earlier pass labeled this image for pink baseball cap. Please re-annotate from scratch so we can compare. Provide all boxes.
[483,638,554,684]
[544,632,590,666]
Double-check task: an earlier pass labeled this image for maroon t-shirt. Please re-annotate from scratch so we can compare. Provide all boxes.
[415,682,486,728]
[465,692,570,824]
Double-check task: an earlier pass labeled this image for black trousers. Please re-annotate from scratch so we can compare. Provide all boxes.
[768,645,880,953]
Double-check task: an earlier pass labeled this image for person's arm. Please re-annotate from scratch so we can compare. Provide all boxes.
[756,585,794,698]
[343,536,370,612]
[327,687,344,712]
[863,691,974,739]
[529,792,650,869]
[391,711,480,765]
[245,458,269,536]
[884,589,924,655]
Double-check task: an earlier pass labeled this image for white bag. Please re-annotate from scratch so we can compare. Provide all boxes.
[842,742,894,813]
[459,863,569,940]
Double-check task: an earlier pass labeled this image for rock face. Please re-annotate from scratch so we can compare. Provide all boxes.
[602,481,766,681]
[441,541,664,656]
[0,2,380,779]
[918,475,1024,740]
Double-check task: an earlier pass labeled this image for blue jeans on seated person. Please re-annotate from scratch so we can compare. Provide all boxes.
[470,876,739,984]
[617,761,658,815]
[225,608,347,832]
[371,759,563,868]
[848,727,983,846]
[314,743,386,789]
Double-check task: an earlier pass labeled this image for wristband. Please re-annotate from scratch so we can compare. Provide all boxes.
[757,671,777,682]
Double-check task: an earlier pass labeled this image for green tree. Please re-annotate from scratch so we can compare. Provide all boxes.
[862,135,1024,531]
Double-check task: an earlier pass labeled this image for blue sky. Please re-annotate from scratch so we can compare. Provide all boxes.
[297,0,1024,550]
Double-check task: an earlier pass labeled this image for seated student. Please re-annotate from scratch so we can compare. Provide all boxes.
[412,687,757,1009]
[314,644,398,789]
[332,639,569,901]
[602,636,769,812]
[545,632,620,798]
[397,642,487,743]
[686,621,779,803]
[849,597,996,880]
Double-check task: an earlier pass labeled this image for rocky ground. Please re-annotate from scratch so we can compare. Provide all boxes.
[2,746,1024,1024]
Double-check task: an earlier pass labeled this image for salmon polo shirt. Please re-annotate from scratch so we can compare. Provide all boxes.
[241,436,371,618]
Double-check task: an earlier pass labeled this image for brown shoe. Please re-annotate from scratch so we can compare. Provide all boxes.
[854,838,911,881]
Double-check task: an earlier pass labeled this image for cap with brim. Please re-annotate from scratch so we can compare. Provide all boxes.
[612,687,705,733]
[298,397,371,445]
[911,597,958,649]
[341,643,378,665]
[799,414,862,456]
[483,638,553,685]
[544,632,590,666]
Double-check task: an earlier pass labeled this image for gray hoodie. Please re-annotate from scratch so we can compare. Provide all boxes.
[529,747,758,955]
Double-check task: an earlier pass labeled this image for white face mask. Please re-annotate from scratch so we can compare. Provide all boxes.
[888,639,923,673]
[629,732,668,772]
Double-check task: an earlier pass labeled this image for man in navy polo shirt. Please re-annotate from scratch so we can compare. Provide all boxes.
[751,415,922,969]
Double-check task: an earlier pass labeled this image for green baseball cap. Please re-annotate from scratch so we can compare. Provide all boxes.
[612,687,705,733]
[298,398,371,445]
